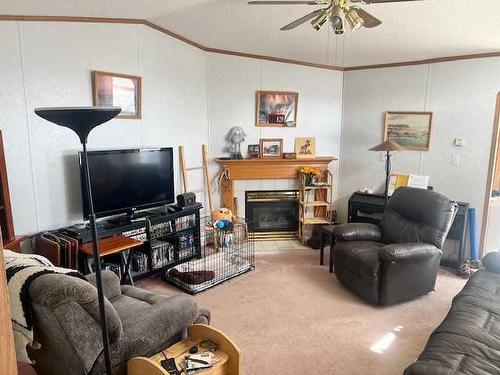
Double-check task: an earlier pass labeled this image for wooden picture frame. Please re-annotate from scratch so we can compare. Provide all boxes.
[92,71,142,119]
[247,144,260,159]
[259,138,283,158]
[256,91,298,127]
[384,111,433,151]
[295,137,316,159]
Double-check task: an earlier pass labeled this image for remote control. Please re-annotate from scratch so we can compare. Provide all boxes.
[160,358,182,375]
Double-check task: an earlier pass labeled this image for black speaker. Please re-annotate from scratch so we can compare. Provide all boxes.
[177,192,196,208]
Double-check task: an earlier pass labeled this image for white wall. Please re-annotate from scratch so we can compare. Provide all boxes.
[3,18,497,245]
[208,53,344,213]
[339,58,500,245]
[0,21,209,234]
[0,21,344,235]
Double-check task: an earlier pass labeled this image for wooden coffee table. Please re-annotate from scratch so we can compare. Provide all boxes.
[128,324,240,375]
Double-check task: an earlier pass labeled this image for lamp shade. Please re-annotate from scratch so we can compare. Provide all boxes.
[35,106,121,144]
[369,140,406,152]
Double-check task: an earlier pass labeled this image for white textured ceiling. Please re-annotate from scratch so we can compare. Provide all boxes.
[1,0,499,67]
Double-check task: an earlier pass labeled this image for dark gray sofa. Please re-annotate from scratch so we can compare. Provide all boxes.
[27,270,210,375]
[405,252,500,375]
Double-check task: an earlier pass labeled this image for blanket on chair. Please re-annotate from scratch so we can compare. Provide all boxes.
[4,250,85,363]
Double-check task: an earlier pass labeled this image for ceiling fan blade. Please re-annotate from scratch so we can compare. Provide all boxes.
[248,1,318,5]
[350,0,422,3]
[355,8,382,28]
[280,9,324,30]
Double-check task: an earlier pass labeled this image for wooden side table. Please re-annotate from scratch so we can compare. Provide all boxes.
[128,324,240,375]
[80,235,143,285]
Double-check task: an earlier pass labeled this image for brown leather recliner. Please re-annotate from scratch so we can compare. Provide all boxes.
[333,187,457,305]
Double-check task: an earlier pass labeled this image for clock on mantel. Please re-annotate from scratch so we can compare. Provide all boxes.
[215,156,337,212]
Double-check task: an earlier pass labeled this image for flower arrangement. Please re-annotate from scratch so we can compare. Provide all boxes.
[298,166,321,186]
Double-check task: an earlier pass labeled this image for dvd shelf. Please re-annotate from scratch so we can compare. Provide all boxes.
[175,214,197,231]
[150,239,174,269]
[131,251,149,274]
[73,203,203,283]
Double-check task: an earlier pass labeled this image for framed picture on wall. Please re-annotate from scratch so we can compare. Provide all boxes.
[384,111,433,151]
[256,91,298,127]
[92,71,142,119]
[295,137,316,159]
[259,138,283,158]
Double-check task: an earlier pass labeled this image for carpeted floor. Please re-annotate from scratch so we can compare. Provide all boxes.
[138,249,467,375]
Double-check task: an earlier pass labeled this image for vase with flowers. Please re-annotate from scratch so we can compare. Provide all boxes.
[298,166,321,186]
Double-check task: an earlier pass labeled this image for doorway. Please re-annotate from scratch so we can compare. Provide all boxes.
[481,93,500,256]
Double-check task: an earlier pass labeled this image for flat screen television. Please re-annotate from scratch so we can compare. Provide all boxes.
[80,148,174,219]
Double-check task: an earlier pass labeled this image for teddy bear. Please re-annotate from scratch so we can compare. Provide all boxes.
[212,207,235,231]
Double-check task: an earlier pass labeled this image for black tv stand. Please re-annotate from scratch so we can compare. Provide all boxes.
[61,203,203,282]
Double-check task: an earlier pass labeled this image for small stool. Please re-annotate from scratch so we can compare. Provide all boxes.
[320,225,336,273]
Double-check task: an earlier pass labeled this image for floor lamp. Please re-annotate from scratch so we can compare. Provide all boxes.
[369,140,406,206]
[35,106,121,375]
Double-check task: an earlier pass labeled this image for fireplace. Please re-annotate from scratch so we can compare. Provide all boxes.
[245,190,299,240]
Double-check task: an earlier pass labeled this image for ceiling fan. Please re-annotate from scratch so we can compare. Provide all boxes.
[248,0,422,35]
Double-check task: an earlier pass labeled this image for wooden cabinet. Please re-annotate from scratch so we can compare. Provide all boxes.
[0,238,18,375]
[0,131,23,251]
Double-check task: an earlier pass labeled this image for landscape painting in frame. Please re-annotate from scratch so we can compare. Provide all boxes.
[92,71,142,119]
[384,112,433,151]
[256,91,298,127]
[259,138,283,158]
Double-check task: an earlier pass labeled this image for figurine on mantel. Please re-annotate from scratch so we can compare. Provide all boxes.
[224,126,246,159]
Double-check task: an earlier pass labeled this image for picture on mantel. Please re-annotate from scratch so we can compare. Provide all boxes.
[256,91,298,127]
[295,137,316,159]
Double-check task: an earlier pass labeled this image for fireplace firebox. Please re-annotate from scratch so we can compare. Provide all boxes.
[245,190,299,240]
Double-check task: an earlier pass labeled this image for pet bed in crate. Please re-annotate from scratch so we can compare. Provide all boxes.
[165,224,254,293]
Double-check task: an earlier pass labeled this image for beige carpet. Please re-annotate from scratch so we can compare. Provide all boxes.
[138,249,467,375]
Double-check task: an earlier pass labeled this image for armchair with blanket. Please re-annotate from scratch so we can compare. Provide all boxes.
[332,187,457,305]
[27,270,210,375]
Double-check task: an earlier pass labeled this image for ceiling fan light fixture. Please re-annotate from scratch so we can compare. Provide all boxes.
[330,6,343,28]
[345,8,364,30]
[311,11,328,31]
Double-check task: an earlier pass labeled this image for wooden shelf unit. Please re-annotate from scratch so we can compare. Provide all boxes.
[298,170,333,243]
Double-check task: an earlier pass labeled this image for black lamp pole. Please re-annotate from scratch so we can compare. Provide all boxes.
[384,150,391,206]
[369,140,406,207]
[35,107,121,375]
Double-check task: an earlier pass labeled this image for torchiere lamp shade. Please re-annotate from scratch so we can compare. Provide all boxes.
[34,107,121,144]
[34,106,121,375]
[369,140,406,152]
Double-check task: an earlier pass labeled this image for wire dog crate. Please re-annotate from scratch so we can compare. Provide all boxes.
[164,218,255,294]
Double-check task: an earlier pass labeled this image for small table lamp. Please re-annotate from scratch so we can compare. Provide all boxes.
[369,140,406,205]
[35,106,121,375]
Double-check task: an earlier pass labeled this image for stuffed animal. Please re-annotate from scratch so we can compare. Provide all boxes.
[212,207,235,231]
[212,207,235,222]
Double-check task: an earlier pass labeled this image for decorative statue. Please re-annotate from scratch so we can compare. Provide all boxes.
[225,127,246,159]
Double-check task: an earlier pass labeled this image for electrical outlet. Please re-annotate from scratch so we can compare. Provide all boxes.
[451,154,460,166]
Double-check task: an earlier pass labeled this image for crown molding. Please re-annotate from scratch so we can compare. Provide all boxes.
[344,51,500,71]
[1,14,499,72]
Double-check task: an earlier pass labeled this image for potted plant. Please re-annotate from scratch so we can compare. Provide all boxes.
[298,166,321,186]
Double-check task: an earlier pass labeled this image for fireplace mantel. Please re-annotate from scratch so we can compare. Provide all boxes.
[215,157,336,180]
[215,156,337,213]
